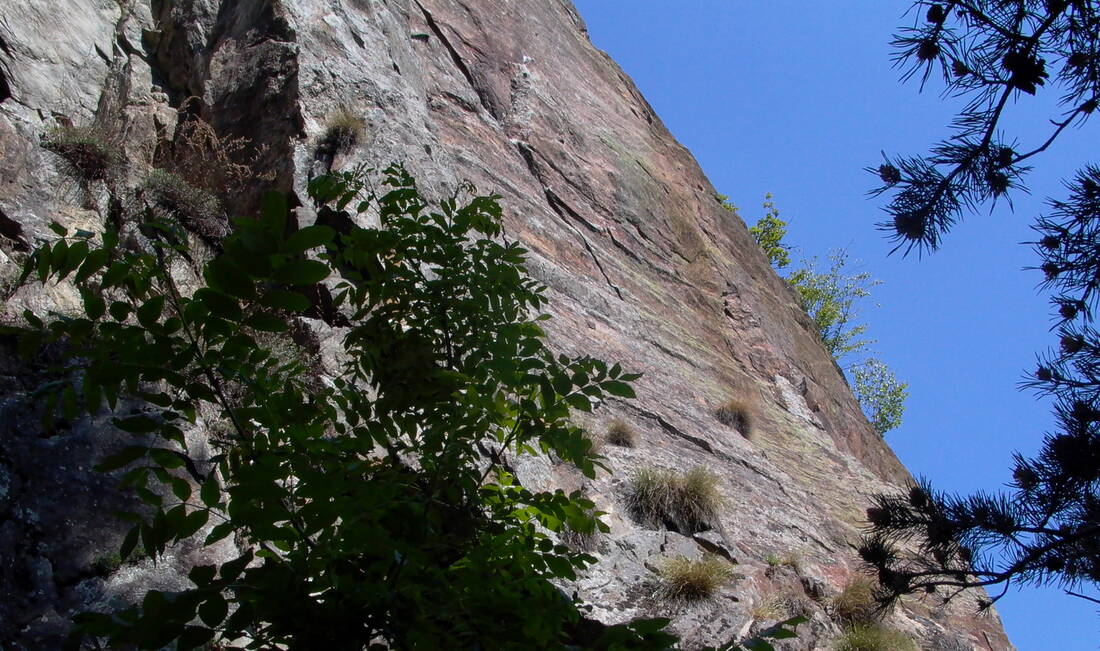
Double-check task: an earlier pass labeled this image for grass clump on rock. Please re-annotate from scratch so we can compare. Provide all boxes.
[320,107,367,156]
[606,418,637,447]
[143,169,227,240]
[41,125,120,182]
[834,624,915,651]
[831,576,880,624]
[715,398,753,436]
[625,465,722,533]
[655,555,734,603]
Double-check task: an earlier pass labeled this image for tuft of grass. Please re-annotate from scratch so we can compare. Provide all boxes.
[765,551,801,572]
[41,125,120,182]
[655,555,734,603]
[750,593,787,621]
[319,107,366,156]
[143,169,227,240]
[831,576,880,624]
[625,465,722,534]
[605,418,637,447]
[715,399,753,436]
[90,552,122,576]
[834,624,916,651]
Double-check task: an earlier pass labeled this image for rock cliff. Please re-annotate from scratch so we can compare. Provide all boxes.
[0,0,1014,648]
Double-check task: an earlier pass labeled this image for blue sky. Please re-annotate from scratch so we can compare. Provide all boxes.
[571,2,1098,649]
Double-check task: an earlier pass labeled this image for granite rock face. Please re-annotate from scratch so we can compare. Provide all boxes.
[0,1,1014,648]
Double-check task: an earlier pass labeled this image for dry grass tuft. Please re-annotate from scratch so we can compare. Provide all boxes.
[606,418,637,447]
[143,169,227,240]
[655,555,735,603]
[831,576,881,624]
[319,107,367,156]
[41,125,121,182]
[625,465,722,534]
[715,399,753,436]
[834,624,916,651]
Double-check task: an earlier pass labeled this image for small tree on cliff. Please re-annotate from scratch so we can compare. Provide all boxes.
[861,0,1100,611]
[746,197,908,436]
[10,164,804,649]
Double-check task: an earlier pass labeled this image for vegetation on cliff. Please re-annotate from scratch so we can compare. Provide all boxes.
[861,0,1100,617]
[10,160,804,648]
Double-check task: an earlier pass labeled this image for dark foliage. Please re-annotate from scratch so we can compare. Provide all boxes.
[869,0,1099,256]
[863,1,1100,612]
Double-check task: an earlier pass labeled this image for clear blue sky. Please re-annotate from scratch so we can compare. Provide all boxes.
[572,2,1098,649]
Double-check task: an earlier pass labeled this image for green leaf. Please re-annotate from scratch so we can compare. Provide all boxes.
[204,522,234,546]
[206,255,256,300]
[136,295,166,329]
[149,448,186,469]
[200,475,221,508]
[119,525,140,560]
[260,289,311,313]
[194,288,242,322]
[244,312,289,333]
[564,393,592,412]
[284,225,336,255]
[114,415,160,434]
[272,259,330,285]
[58,240,89,280]
[49,221,68,236]
[109,301,131,322]
[261,192,288,242]
[178,509,208,538]
[189,564,216,587]
[198,594,228,627]
[601,380,636,399]
[95,445,148,472]
[80,287,106,320]
[75,248,109,283]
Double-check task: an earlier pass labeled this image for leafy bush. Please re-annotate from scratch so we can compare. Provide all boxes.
[831,576,880,624]
[606,418,637,447]
[13,164,690,649]
[41,125,120,182]
[833,624,915,651]
[852,358,908,437]
[786,250,878,362]
[715,399,753,436]
[625,465,722,533]
[142,169,226,240]
[747,193,791,269]
[655,555,735,603]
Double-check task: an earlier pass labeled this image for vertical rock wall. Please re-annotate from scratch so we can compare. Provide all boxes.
[0,1,1013,648]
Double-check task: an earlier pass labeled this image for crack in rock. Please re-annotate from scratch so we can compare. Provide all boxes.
[414,0,497,118]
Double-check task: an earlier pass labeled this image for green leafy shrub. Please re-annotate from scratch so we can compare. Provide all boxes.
[833,624,915,651]
[831,576,880,624]
[625,465,722,533]
[852,358,908,437]
[13,164,688,649]
[715,398,753,436]
[655,555,735,603]
[606,418,637,447]
[143,169,226,240]
[748,193,791,269]
[41,125,120,182]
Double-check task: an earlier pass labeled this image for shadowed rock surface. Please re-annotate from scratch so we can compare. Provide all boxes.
[0,1,1014,648]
